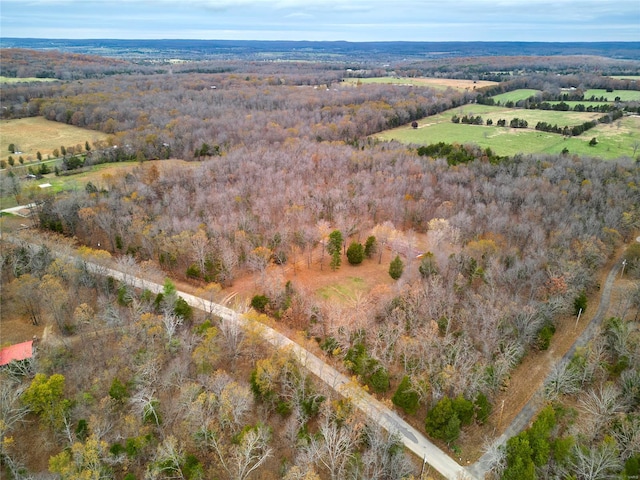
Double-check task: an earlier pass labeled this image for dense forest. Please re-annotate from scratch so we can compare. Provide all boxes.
[1,48,640,480]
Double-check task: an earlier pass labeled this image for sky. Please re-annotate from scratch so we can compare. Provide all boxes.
[1,0,639,42]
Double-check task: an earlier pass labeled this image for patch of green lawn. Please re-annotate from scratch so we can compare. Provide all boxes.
[316,277,367,302]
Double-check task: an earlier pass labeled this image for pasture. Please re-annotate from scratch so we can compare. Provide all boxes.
[342,76,497,91]
[490,89,541,103]
[375,107,640,160]
[0,117,110,163]
[417,104,601,128]
[583,89,640,102]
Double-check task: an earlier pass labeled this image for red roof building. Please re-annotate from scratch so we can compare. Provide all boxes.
[0,341,33,366]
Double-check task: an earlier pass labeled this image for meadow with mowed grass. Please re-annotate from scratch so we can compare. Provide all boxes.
[375,107,640,159]
[582,89,640,102]
[490,89,541,103]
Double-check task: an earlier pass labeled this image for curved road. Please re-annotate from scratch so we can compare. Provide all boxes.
[8,233,624,480]
[468,259,622,479]
[51,248,471,480]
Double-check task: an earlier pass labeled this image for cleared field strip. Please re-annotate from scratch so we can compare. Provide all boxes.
[491,88,640,103]
[375,107,640,159]
[490,89,541,103]
[582,89,640,102]
[0,76,60,83]
[343,76,497,91]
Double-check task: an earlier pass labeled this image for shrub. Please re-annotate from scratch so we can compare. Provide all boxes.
[320,336,339,355]
[75,419,88,441]
[418,252,438,278]
[367,364,390,393]
[474,392,492,424]
[392,376,419,415]
[452,395,475,426]
[117,285,132,306]
[110,443,125,456]
[364,236,377,258]
[183,454,203,480]
[536,323,556,350]
[425,397,460,444]
[574,291,587,315]
[389,255,404,280]
[346,241,365,265]
[251,294,270,312]
[174,297,193,321]
[38,162,51,175]
[425,395,475,444]
[186,263,201,279]
[109,378,130,402]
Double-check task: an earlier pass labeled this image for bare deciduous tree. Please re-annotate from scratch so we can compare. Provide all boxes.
[566,440,622,480]
[305,406,362,480]
[577,383,624,440]
[207,422,273,480]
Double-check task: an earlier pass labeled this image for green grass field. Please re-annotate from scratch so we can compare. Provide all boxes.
[0,76,59,84]
[316,277,367,303]
[490,89,617,108]
[375,107,640,160]
[583,89,640,102]
[491,89,541,103]
[609,75,640,80]
[418,105,601,128]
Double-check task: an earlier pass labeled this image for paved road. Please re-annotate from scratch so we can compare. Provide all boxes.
[41,247,471,480]
[7,234,626,480]
[467,259,622,479]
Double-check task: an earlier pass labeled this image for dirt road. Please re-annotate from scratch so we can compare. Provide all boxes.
[467,259,623,478]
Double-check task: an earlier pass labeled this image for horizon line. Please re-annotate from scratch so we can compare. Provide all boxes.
[2,37,640,44]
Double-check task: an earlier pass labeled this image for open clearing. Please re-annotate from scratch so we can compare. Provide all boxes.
[582,88,640,102]
[0,76,60,84]
[491,88,638,104]
[343,76,498,91]
[375,106,640,159]
[490,89,541,103]
[0,117,110,163]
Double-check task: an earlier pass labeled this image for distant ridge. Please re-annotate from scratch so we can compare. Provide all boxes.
[2,38,639,61]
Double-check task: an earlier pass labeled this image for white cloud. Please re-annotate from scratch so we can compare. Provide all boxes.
[1,0,638,41]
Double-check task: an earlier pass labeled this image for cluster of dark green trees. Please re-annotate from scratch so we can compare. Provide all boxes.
[451,114,484,125]
[417,142,503,165]
[534,110,623,137]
